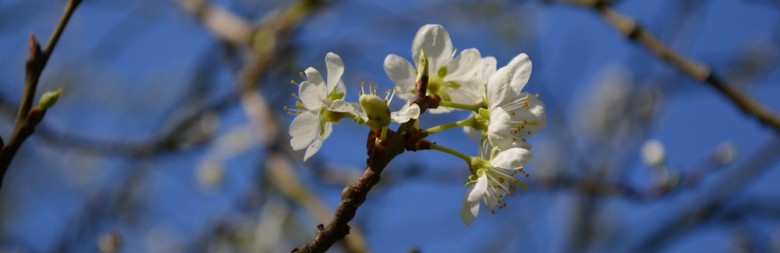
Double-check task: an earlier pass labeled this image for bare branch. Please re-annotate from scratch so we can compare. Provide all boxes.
[569,1,780,135]
[0,0,82,189]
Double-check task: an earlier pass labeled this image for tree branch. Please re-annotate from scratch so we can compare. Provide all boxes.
[293,56,434,253]
[0,0,82,189]
[574,1,780,135]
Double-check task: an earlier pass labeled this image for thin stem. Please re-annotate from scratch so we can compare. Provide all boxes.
[0,0,82,189]
[439,100,483,112]
[430,143,472,164]
[17,0,81,125]
[380,127,388,140]
[422,117,475,134]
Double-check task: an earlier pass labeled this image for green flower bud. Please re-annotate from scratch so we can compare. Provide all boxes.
[359,94,391,128]
[37,88,62,110]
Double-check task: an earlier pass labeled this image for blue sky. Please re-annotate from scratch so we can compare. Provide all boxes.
[1,0,779,252]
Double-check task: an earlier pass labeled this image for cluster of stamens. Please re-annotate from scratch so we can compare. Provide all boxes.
[283,73,308,115]
[484,167,529,214]
[359,82,396,103]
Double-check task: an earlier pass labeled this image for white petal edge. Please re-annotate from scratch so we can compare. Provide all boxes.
[384,54,417,101]
[486,67,512,111]
[492,147,532,170]
[304,67,326,87]
[445,48,483,81]
[289,111,320,150]
[325,52,345,92]
[328,99,358,115]
[461,175,487,226]
[505,53,532,94]
[298,80,326,111]
[478,56,497,83]
[487,107,515,150]
[303,121,333,161]
[412,24,454,72]
[391,103,420,123]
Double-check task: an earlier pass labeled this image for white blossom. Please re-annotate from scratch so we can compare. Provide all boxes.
[288,52,358,161]
[461,141,533,225]
[384,24,493,113]
[485,53,546,150]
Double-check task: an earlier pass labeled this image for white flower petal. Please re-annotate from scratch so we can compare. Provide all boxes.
[461,175,487,226]
[505,93,546,137]
[445,48,483,81]
[412,24,453,72]
[289,111,320,150]
[304,67,326,87]
[384,54,417,100]
[390,103,420,123]
[463,125,479,143]
[298,80,327,111]
[492,147,532,170]
[335,80,347,97]
[325,52,345,92]
[486,67,512,111]
[487,107,516,150]
[505,53,532,94]
[303,122,333,161]
[328,99,358,115]
[446,80,483,105]
[478,56,497,83]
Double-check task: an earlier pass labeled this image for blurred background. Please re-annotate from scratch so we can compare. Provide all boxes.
[1,0,780,252]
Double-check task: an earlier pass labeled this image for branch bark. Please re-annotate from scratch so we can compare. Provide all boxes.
[0,0,82,189]
[576,1,780,135]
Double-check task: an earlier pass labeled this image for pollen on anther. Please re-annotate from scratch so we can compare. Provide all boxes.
[298,71,305,77]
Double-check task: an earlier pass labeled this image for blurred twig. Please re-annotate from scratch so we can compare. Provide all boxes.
[566,0,780,135]
[0,0,82,189]
[629,137,780,251]
[177,0,373,252]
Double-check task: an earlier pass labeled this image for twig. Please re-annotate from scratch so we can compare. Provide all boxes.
[0,0,82,189]
[627,137,780,251]
[576,1,780,135]
[293,56,434,253]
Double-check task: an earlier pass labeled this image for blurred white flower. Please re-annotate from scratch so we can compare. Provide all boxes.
[715,141,737,164]
[641,139,665,167]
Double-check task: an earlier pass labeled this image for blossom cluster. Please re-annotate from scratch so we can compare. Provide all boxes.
[287,24,546,225]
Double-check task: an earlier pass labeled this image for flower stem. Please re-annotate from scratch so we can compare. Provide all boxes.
[431,143,472,164]
[439,100,483,112]
[422,116,475,134]
[380,127,388,140]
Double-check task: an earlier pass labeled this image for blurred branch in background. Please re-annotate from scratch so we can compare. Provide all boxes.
[630,137,780,251]
[0,0,81,189]
[177,0,370,252]
[562,0,780,135]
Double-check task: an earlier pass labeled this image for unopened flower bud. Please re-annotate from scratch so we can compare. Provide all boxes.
[36,89,62,110]
[359,94,391,128]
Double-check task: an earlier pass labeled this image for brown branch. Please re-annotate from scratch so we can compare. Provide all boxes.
[0,0,82,189]
[575,1,780,135]
[293,56,433,253]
